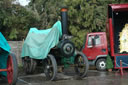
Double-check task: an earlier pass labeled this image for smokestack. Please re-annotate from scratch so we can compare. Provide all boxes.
[61,7,68,35]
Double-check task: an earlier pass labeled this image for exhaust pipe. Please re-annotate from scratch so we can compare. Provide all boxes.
[61,8,68,35]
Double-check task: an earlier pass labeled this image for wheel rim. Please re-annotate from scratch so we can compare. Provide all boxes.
[63,43,74,55]
[75,55,86,76]
[7,55,13,84]
[99,61,106,69]
[60,40,75,57]
[44,57,54,79]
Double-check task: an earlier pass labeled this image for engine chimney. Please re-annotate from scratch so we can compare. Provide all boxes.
[61,8,68,35]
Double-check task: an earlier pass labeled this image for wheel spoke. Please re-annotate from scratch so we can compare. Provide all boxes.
[75,55,86,74]
[45,59,53,77]
[44,54,57,80]
[74,52,89,78]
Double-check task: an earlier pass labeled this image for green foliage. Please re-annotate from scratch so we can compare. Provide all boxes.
[0,1,40,40]
[28,0,64,28]
[64,0,128,49]
[106,55,113,69]
[0,0,128,49]
[65,0,109,49]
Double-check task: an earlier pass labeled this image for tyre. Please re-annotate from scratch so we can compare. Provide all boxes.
[7,53,18,85]
[44,54,57,80]
[22,57,37,74]
[96,58,106,71]
[74,51,89,78]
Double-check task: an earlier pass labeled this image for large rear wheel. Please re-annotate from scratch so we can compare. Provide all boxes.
[22,57,37,74]
[44,54,57,80]
[7,53,18,85]
[74,51,89,78]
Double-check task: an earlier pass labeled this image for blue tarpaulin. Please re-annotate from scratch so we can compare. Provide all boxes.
[0,32,11,76]
[21,21,62,59]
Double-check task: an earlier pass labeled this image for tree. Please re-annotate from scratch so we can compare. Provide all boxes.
[64,0,127,49]
[28,0,64,29]
[1,0,128,42]
[0,0,40,40]
[106,55,113,70]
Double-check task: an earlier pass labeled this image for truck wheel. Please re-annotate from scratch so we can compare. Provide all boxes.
[96,58,106,71]
[7,53,18,85]
[44,54,57,80]
[74,51,89,78]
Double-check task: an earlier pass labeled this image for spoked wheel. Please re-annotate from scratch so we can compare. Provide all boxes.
[44,54,57,80]
[7,53,18,85]
[22,57,37,74]
[74,51,89,78]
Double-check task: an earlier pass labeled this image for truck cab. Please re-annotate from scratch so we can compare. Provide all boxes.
[82,32,108,71]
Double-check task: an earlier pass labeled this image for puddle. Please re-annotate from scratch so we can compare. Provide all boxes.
[1,70,128,85]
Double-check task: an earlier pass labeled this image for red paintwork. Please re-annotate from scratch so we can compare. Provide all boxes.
[108,18,114,56]
[82,32,108,60]
[0,55,14,84]
[0,69,8,72]
[109,4,128,11]
[120,60,123,75]
[7,55,13,84]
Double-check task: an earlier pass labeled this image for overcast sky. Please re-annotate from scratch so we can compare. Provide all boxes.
[16,0,30,6]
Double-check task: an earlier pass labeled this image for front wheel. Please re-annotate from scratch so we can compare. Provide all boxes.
[74,51,89,78]
[7,53,18,85]
[44,54,57,80]
[96,58,106,71]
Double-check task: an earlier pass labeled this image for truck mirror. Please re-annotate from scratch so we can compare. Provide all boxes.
[95,35,99,39]
[92,38,95,46]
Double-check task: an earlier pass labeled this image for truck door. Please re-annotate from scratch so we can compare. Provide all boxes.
[82,33,107,60]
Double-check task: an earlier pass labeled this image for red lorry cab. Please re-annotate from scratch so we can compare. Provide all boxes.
[82,32,108,71]
[82,32,108,60]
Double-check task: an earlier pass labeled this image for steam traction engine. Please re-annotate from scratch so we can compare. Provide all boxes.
[22,8,89,80]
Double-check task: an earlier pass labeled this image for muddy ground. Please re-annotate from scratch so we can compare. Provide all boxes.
[1,67,128,85]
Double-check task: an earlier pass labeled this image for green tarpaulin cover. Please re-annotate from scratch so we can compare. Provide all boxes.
[21,21,62,59]
[0,32,11,76]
